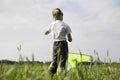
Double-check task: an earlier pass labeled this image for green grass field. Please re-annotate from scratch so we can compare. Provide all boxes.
[0,47,120,80]
[0,60,120,80]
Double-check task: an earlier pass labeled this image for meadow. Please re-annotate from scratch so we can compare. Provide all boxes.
[0,60,120,80]
[0,46,120,80]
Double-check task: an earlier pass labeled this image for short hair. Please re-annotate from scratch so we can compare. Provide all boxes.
[52,8,63,18]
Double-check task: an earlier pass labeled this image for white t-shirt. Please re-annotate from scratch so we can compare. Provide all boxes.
[47,20,72,41]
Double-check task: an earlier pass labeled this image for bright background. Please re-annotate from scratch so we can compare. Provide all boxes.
[0,0,120,62]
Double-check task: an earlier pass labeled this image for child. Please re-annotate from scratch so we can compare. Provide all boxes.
[44,8,72,75]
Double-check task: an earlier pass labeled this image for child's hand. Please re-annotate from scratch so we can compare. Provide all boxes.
[44,30,50,35]
[67,34,72,42]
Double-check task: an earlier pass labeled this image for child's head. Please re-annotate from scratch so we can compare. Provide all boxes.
[52,8,63,21]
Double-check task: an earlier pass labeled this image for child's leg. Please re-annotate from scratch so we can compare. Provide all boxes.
[49,53,58,74]
[59,41,68,71]
[49,42,60,74]
[60,52,68,70]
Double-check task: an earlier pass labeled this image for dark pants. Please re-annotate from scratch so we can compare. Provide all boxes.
[49,41,68,74]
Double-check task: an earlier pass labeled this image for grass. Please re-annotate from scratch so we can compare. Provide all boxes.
[0,59,120,80]
[0,46,120,80]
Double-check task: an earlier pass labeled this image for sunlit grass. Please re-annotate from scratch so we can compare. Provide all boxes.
[0,60,120,80]
[0,46,120,80]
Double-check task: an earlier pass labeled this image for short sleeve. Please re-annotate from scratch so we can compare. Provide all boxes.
[66,25,72,34]
[46,23,53,33]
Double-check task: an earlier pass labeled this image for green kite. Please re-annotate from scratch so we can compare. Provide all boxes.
[67,52,91,71]
[48,52,91,74]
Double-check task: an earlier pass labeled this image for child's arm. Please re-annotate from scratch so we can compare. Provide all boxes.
[44,24,52,35]
[67,34,72,42]
[44,30,50,35]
